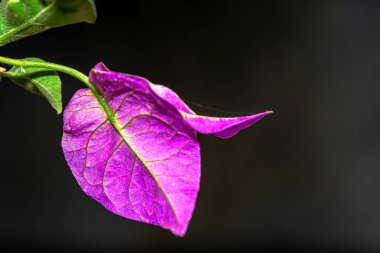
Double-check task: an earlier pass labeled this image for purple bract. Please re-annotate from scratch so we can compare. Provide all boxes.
[61,63,271,236]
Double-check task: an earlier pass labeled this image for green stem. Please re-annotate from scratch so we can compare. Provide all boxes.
[0,56,89,85]
[0,56,115,123]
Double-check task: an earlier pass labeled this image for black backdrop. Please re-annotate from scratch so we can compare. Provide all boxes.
[1,1,380,251]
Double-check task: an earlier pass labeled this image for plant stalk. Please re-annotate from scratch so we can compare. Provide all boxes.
[0,56,115,123]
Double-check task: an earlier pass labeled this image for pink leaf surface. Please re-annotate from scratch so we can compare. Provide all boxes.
[62,63,271,236]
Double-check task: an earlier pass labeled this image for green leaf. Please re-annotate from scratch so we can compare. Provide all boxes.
[0,0,97,46]
[4,57,62,114]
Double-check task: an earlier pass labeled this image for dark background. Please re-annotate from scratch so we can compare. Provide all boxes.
[1,0,380,251]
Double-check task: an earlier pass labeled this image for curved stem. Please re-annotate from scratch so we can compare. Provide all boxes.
[0,56,115,122]
[0,56,89,85]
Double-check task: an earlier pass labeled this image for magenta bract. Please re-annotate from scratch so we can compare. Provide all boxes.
[61,63,271,236]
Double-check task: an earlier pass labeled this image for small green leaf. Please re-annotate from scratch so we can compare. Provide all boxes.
[0,0,97,46]
[4,57,62,114]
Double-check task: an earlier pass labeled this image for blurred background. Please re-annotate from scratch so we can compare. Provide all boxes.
[1,0,380,251]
